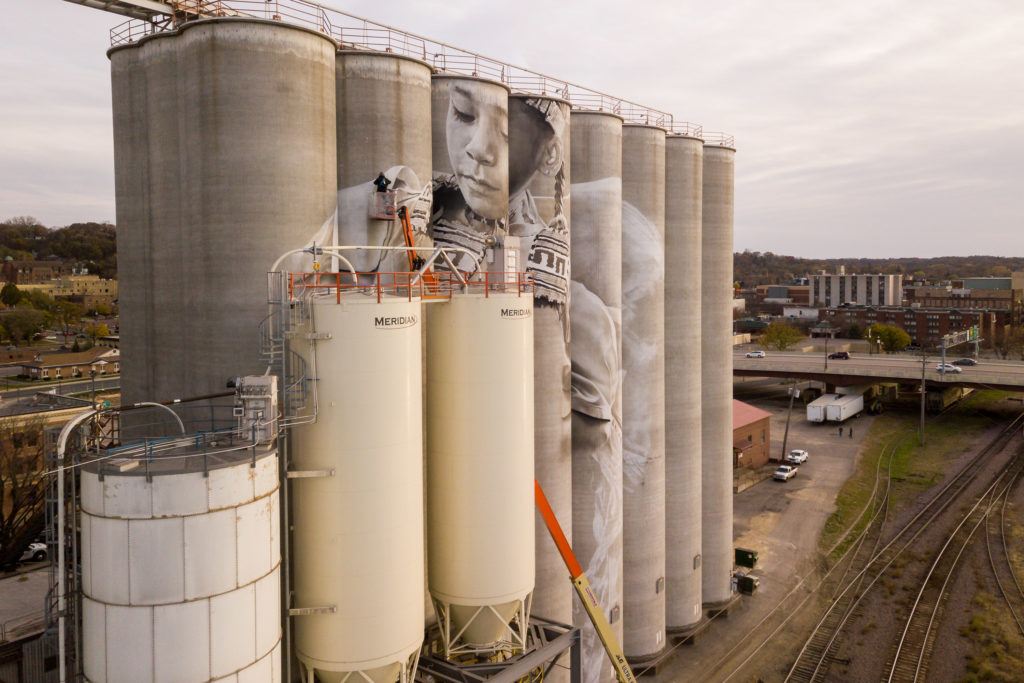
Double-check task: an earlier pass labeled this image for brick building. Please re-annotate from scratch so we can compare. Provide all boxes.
[819,305,1010,347]
[733,399,772,469]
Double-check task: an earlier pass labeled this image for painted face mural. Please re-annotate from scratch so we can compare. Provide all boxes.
[445,82,509,222]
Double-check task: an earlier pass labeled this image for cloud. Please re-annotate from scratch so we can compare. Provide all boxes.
[2,1,1023,257]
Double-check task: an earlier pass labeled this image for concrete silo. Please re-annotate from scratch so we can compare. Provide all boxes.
[569,109,623,683]
[109,18,337,408]
[620,123,666,662]
[336,51,433,274]
[701,140,737,607]
[664,133,705,633]
[429,74,510,272]
[80,448,281,681]
[289,288,425,683]
[426,290,535,655]
[508,93,573,633]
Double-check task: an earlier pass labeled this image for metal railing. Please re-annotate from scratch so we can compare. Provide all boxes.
[703,131,737,148]
[287,270,534,303]
[105,0,689,129]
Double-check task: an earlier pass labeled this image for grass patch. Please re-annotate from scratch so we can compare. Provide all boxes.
[959,592,1024,682]
[819,391,1012,560]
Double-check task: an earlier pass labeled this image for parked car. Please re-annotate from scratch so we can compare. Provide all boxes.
[827,351,850,360]
[1,542,47,569]
[786,449,809,465]
[952,358,977,366]
[773,465,798,481]
[745,350,766,358]
[935,363,962,374]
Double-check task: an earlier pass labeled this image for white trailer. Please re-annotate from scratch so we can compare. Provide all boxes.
[826,394,864,422]
[806,394,839,423]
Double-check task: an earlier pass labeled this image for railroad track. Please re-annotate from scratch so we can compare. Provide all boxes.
[986,453,1024,638]
[785,412,1024,682]
[884,455,1024,682]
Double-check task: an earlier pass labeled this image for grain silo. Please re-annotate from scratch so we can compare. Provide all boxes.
[701,139,737,607]
[109,18,337,408]
[569,109,624,683]
[426,289,535,655]
[80,446,281,681]
[620,123,667,662]
[508,93,573,634]
[664,131,705,634]
[289,285,425,683]
[430,74,510,272]
[336,50,433,273]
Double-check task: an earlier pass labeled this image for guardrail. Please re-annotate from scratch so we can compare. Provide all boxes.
[288,271,534,303]
[0,609,45,643]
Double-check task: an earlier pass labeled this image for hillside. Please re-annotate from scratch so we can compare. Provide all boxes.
[0,216,116,279]
[734,251,1024,286]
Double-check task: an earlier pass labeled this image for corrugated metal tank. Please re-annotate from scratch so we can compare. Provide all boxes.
[80,449,281,681]
[508,94,573,635]
[568,109,623,683]
[620,123,667,661]
[664,134,705,632]
[701,142,737,606]
[426,292,534,648]
[109,18,337,406]
[290,294,424,683]
[336,51,433,273]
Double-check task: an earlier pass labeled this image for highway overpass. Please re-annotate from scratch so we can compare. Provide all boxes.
[733,351,1024,392]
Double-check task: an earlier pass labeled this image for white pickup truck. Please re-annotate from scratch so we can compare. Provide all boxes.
[773,465,799,481]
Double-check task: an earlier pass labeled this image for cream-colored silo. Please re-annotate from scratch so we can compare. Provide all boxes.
[80,447,281,682]
[290,291,424,683]
[426,289,535,655]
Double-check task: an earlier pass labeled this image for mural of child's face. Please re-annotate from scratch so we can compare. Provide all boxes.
[446,83,509,221]
[508,98,554,198]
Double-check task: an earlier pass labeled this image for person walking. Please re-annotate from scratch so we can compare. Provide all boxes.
[849,427,853,439]
[839,426,843,437]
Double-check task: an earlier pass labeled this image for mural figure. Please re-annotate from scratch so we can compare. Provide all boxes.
[337,165,432,275]
[508,97,570,316]
[431,80,509,271]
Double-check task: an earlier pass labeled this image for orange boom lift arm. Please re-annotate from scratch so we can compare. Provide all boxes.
[534,479,636,683]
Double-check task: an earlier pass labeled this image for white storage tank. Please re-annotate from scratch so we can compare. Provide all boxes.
[290,291,425,683]
[80,446,281,682]
[426,288,535,654]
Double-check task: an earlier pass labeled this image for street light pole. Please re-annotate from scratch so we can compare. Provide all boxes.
[825,335,829,371]
[90,370,96,407]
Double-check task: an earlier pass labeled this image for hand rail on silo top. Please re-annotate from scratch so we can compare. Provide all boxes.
[105,0,682,129]
[704,131,737,148]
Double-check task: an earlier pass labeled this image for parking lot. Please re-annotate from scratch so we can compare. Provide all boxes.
[655,381,876,681]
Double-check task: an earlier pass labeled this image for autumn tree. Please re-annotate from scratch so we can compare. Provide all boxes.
[2,309,47,346]
[866,323,911,353]
[760,322,805,351]
[0,283,20,308]
[54,300,82,345]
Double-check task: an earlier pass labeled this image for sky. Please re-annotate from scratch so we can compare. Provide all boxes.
[2,0,1023,259]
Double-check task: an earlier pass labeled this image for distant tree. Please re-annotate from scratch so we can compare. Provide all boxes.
[93,302,112,316]
[846,324,863,339]
[86,322,110,343]
[866,323,911,353]
[2,309,47,346]
[760,322,805,351]
[993,328,1024,360]
[54,300,82,345]
[0,283,20,307]
[0,416,48,568]
[23,289,56,313]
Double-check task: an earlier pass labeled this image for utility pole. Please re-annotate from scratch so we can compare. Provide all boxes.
[781,377,797,461]
[919,354,926,446]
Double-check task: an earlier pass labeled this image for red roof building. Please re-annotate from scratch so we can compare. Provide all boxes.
[733,399,773,469]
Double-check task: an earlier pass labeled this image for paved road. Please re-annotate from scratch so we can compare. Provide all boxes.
[734,350,1024,389]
